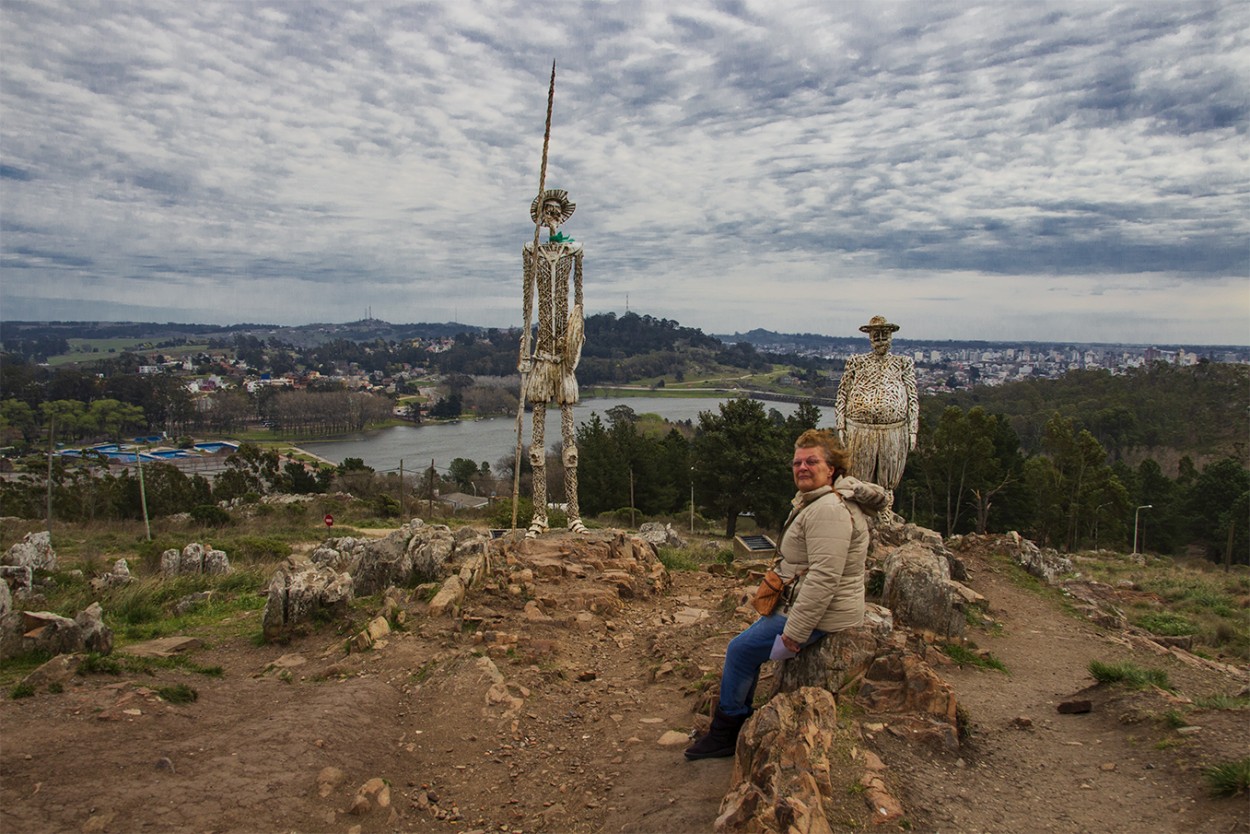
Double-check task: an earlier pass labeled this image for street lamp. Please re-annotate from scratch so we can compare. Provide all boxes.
[1132,504,1153,555]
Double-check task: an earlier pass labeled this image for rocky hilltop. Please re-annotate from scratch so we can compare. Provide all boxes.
[1,521,1247,833]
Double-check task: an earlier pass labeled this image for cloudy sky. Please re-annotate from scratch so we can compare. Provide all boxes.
[2,1,1247,345]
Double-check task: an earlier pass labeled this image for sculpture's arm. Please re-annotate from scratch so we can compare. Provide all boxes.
[834,358,855,441]
[566,250,585,370]
[519,247,534,374]
[903,356,918,450]
[573,248,583,308]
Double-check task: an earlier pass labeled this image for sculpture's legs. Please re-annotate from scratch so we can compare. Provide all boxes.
[527,402,548,538]
[561,404,585,533]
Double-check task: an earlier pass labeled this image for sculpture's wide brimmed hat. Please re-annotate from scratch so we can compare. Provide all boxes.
[859,315,900,333]
[530,189,576,226]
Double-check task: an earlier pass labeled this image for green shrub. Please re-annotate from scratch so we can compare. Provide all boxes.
[486,498,566,530]
[156,683,198,704]
[111,587,163,625]
[190,504,233,526]
[373,494,401,518]
[1088,659,1172,690]
[9,682,35,699]
[79,653,122,675]
[1204,758,1250,798]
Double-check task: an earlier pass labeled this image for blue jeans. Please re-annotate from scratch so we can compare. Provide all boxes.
[718,613,826,717]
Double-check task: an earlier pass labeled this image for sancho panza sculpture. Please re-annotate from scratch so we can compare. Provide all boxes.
[835,315,918,506]
[517,188,587,537]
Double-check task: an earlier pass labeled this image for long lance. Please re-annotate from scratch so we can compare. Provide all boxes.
[512,60,556,530]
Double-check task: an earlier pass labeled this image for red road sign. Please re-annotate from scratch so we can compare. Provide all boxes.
[324,513,334,527]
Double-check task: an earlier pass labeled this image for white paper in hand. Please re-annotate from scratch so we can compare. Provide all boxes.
[770,634,797,661]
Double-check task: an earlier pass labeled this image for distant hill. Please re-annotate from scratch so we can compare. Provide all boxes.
[0,319,487,360]
[930,361,1249,467]
[714,328,860,352]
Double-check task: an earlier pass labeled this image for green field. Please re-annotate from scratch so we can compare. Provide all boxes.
[46,339,211,367]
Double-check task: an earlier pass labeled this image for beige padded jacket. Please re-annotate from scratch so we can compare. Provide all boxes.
[775,476,883,644]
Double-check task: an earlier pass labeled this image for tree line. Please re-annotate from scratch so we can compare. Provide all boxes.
[1,396,1244,565]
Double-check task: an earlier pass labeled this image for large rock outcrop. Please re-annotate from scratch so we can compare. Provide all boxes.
[856,649,962,751]
[880,542,969,637]
[716,687,862,833]
[0,603,114,660]
[774,603,894,695]
[309,520,471,597]
[160,543,232,576]
[3,531,56,572]
[261,558,354,642]
[948,531,1072,584]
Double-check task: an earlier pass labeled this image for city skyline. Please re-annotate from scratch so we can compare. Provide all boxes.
[2,1,1248,345]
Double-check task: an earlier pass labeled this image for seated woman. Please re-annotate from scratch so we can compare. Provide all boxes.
[685,428,887,760]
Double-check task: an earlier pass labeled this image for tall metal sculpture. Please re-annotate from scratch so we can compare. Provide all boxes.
[512,63,586,537]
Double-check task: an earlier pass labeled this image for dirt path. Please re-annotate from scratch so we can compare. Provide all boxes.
[1,541,1246,833]
[873,551,1249,834]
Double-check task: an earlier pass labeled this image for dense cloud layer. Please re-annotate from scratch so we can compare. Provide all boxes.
[2,0,1247,343]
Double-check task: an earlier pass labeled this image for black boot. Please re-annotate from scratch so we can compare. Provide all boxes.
[684,708,748,760]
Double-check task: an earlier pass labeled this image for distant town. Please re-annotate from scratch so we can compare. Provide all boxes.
[3,317,1247,403]
[717,329,1250,396]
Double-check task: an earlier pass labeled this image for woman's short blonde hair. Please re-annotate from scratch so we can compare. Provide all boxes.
[794,429,851,475]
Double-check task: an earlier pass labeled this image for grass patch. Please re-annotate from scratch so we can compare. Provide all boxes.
[410,659,440,684]
[941,643,1008,673]
[1193,693,1250,710]
[78,651,224,678]
[1070,553,1249,660]
[1133,611,1199,637]
[0,651,55,688]
[1204,758,1250,798]
[156,683,198,704]
[1161,708,1188,729]
[656,546,701,572]
[1088,659,1173,691]
[9,681,35,699]
[104,570,268,642]
[79,653,123,675]
[129,654,224,678]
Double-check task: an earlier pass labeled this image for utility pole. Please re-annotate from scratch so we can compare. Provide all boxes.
[45,414,54,544]
[136,444,152,541]
[629,467,635,529]
[399,459,405,519]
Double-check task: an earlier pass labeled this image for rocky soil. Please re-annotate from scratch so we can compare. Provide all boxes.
[1,529,1247,834]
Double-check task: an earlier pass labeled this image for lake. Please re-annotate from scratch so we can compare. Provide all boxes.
[300,396,835,476]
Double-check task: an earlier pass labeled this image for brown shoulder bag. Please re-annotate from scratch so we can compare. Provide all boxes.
[751,568,787,616]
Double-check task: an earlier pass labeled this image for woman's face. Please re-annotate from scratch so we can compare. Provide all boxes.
[791,446,834,491]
